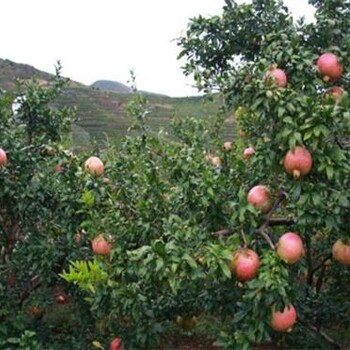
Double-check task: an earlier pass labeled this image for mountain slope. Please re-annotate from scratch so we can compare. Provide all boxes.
[0,58,234,150]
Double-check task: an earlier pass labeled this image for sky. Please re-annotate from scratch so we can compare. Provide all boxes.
[1,0,315,97]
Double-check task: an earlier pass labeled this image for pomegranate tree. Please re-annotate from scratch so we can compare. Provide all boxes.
[247,185,272,213]
[317,52,343,82]
[229,248,260,281]
[332,239,350,265]
[276,232,304,264]
[283,146,312,179]
[270,304,297,332]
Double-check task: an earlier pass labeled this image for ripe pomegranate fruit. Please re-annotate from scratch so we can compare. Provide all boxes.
[317,53,343,82]
[277,232,304,264]
[284,146,312,179]
[326,86,344,103]
[271,303,297,332]
[243,147,255,160]
[110,338,125,350]
[229,248,260,281]
[84,156,104,176]
[247,185,272,213]
[332,239,350,265]
[265,67,287,88]
[0,148,7,166]
[92,235,112,255]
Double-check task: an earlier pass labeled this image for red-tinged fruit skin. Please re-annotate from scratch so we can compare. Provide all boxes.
[332,239,350,265]
[277,232,304,264]
[92,235,112,255]
[110,338,125,350]
[265,68,287,88]
[317,53,343,82]
[243,147,255,160]
[229,248,260,281]
[271,304,297,332]
[84,156,104,176]
[284,146,312,179]
[0,148,7,166]
[247,185,272,213]
[326,86,344,103]
[224,141,233,151]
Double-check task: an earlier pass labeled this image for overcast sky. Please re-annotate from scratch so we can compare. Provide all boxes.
[1,0,315,97]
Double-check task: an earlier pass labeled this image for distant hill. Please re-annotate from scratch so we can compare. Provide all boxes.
[0,58,234,150]
[91,80,131,93]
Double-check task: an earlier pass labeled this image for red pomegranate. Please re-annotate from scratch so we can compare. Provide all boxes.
[243,147,255,160]
[224,141,233,151]
[326,86,344,103]
[271,304,297,332]
[247,185,272,213]
[317,53,343,82]
[0,148,7,166]
[92,234,112,255]
[332,239,350,265]
[265,68,287,88]
[277,232,304,264]
[284,146,312,179]
[84,156,104,177]
[229,248,260,281]
[110,338,125,350]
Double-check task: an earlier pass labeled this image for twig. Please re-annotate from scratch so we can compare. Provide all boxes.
[299,319,342,349]
[268,217,296,226]
[210,228,234,238]
[256,190,288,250]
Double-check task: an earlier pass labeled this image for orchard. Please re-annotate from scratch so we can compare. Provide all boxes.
[0,0,350,349]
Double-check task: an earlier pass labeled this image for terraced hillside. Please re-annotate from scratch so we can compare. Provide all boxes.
[0,58,235,149]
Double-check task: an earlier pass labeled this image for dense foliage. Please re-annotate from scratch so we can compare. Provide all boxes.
[1,1,350,349]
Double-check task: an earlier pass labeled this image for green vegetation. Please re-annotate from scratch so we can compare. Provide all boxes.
[0,58,233,150]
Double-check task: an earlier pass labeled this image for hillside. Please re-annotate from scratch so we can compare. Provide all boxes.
[0,58,234,149]
[91,80,131,93]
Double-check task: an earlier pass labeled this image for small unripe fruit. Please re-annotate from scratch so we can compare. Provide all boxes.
[271,304,297,332]
[277,232,304,264]
[247,185,272,213]
[326,86,344,103]
[317,53,343,82]
[284,146,312,179]
[224,141,233,151]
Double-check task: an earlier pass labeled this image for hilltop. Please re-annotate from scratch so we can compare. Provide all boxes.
[0,58,234,150]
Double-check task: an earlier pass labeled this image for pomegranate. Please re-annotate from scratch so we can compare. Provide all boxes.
[239,129,247,138]
[243,147,255,160]
[54,163,64,173]
[277,232,304,264]
[271,303,297,332]
[332,239,350,265]
[326,86,344,103]
[247,185,272,213]
[175,315,197,331]
[84,156,104,176]
[265,68,287,88]
[0,148,7,166]
[317,53,343,82]
[283,146,312,179]
[110,338,125,350]
[224,141,233,151]
[92,234,112,255]
[229,248,260,281]
[210,156,221,167]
